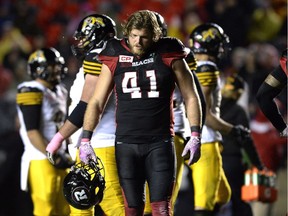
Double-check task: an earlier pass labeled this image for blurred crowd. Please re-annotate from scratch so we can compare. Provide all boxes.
[0,0,286,215]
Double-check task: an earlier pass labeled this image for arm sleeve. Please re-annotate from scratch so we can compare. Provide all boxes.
[242,137,264,170]
[16,86,43,130]
[256,81,287,132]
[67,100,87,128]
[19,105,42,130]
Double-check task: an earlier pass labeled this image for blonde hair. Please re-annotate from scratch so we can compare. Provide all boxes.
[122,10,162,42]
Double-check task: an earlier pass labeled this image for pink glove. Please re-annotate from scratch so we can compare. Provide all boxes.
[181,132,201,166]
[46,132,64,164]
[79,138,97,164]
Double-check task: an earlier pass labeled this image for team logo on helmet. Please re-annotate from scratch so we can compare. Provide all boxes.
[63,158,105,210]
[82,17,105,35]
[201,28,221,42]
[71,186,91,207]
[28,50,46,65]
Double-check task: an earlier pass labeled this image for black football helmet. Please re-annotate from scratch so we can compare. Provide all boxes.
[221,74,244,100]
[154,12,167,37]
[71,14,117,60]
[27,47,66,85]
[63,158,105,210]
[189,23,230,58]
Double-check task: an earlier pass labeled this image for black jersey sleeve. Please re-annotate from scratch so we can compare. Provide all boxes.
[98,38,121,74]
[156,37,187,58]
[270,65,287,86]
[256,69,287,132]
[16,86,42,130]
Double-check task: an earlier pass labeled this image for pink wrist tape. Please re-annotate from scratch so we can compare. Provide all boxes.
[46,132,64,153]
[81,138,90,142]
[191,132,200,136]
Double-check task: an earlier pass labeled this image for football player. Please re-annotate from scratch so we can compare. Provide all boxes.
[16,47,72,216]
[81,10,202,216]
[46,14,125,216]
[188,23,252,216]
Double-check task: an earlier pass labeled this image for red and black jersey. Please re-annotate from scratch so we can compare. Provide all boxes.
[98,37,187,143]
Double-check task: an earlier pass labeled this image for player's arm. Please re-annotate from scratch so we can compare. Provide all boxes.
[202,85,234,134]
[59,73,100,138]
[78,64,114,164]
[17,87,47,155]
[83,64,114,133]
[173,59,202,129]
[172,59,202,165]
[256,67,287,134]
[50,56,103,143]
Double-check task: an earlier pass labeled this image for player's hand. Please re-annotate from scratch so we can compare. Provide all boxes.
[182,133,201,166]
[230,125,250,143]
[46,132,65,164]
[280,126,288,137]
[79,138,97,164]
[53,150,75,169]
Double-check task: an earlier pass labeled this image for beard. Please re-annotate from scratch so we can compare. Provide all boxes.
[130,44,146,56]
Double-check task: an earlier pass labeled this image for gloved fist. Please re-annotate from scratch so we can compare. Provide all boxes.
[46,132,65,165]
[280,127,288,137]
[79,138,97,164]
[181,133,201,166]
[230,125,251,144]
[53,150,75,169]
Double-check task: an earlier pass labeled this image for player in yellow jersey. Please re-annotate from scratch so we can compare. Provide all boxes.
[188,23,252,216]
[16,47,73,216]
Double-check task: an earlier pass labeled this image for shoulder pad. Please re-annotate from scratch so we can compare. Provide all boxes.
[195,61,218,73]
[100,38,122,56]
[84,51,102,63]
[17,86,43,105]
[155,37,186,54]
[195,61,220,86]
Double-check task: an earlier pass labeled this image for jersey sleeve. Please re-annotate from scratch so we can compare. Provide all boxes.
[156,37,187,67]
[157,37,187,57]
[98,38,121,74]
[270,65,288,85]
[83,52,103,76]
[195,62,220,87]
[16,86,42,130]
[185,50,197,71]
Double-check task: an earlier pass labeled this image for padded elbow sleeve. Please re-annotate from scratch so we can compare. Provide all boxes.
[67,101,87,128]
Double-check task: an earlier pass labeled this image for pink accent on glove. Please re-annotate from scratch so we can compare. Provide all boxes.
[79,139,97,164]
[181,135,201,166]
[46,132,64,153]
